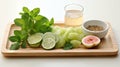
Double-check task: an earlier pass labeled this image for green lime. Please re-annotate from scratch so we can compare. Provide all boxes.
[41,38,56,49]
[42,32,55,40]
[29,43,40,48]
[27,33,43,47]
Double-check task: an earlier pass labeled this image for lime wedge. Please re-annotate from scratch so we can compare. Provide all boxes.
[41,38,56,49]
[27,33,43,47]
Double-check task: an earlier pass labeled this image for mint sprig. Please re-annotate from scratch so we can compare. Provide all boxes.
[9,7,54,50]
[64,42,73,50]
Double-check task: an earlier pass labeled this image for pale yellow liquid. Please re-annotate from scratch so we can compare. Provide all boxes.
[65,10,83,26]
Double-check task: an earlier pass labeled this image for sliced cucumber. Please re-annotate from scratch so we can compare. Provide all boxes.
[42,32,59,42]
[55,36,65,48]
[54,34,59,43]
[27,33,43,47]
[41,38,56,49]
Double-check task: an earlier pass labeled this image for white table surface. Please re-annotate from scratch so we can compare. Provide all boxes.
[0,0,120,67]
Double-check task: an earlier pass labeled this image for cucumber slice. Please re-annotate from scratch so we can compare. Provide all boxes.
[41,38,56,49]
[27,33,43,45]
[55,36,65,48]
[54,34,59,43]
[43,32,55,40]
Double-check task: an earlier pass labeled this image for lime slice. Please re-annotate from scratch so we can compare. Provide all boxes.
[41,38,56,49]
[42,32,55,40]
[29,43,40,48]
[27,33,43,45]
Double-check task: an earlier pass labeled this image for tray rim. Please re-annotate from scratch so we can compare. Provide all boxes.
[1,22,119,56]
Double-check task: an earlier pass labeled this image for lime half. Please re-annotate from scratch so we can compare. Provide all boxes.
[27,33,43,45]
[41,38,56,49]
[42,32,55,40]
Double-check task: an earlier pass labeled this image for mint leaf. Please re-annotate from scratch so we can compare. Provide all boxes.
[9,7,54,50]
[33,15,43,20]
[34,16,49,33]
[14,30,21,36]
[9,36,20,42]
[64,42,73,50]
[14,30,27,40]
[21,40,27,48]
[49,18,54,25]
[21,13,29,22]
[14,18,25,27]
[30,8,40,17]
[10,42,20,50]
[27,19,34,30]
[23,7,30,13]
[19,12,24,15]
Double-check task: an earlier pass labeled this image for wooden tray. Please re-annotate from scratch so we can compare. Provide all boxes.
[1,22,119,57]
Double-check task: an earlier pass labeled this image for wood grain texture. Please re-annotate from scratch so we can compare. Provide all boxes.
[1,22,119,57]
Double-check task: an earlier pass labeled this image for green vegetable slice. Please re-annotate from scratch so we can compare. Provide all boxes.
[55,36,65,48]
[54,34,59,43]
[70,40,81,48]
[41,38,56,49]
[27,33,43,44]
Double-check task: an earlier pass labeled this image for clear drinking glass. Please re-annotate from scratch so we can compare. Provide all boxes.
[64,4,84,26]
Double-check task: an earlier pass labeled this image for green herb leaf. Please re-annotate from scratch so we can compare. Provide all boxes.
[14,18,25,27]
[33,15,43,20]
[9,36,20,42]
[64,42,73,50]
[10,7,54,50]
[14,30,27,40]
[23,7,30,13]
[19,12,24,15]
[27,19,34,30]
[34,16,50,33]
[10,42,20,50]
[30,8,40,17]
[20,30,28,40]
[21,13,29,22]
[14,30,21,36]
[21,40,27,48]
[49,18,54,25]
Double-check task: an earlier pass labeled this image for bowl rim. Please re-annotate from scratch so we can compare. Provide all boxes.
[82,20,109,33]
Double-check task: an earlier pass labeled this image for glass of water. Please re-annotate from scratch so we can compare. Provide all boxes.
[64,4,84,26]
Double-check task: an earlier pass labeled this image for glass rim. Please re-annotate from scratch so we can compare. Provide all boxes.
[64,4,84,12]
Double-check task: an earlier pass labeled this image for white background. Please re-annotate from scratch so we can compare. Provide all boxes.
[0,0,120,67]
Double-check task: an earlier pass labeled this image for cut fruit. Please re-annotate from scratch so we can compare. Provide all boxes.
[42,32,55,40]
[41,38,56,49]
[29,43,40,48]
[27,33,43,45]
[82,35,100,48]
[42,32,59,43]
